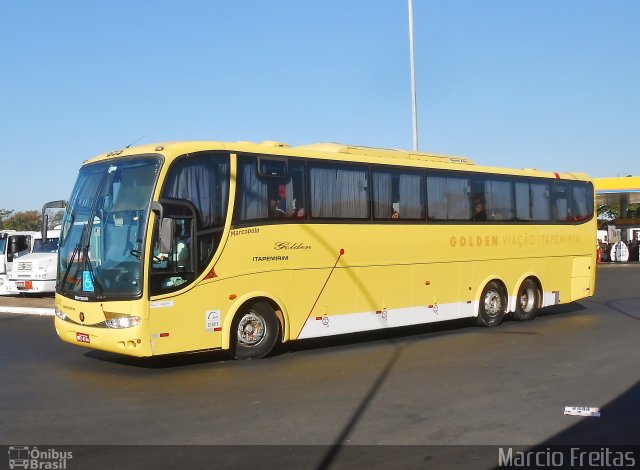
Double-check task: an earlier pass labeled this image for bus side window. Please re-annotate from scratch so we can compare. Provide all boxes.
[553,182,571,221]
[309,163,369,219]
[235,157,306,222]
[483,178,513,221]
[515,181,531,221]
[530,181,551,221]
[372,168,423,220]
[427,174,471,220]
[571,182,593,221]
[150,204,195,293]
[174,219,192,271]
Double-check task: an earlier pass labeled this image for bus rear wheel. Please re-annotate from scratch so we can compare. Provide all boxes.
[513,279,539,321]
[231,301,280,360]
[477,281,506,327]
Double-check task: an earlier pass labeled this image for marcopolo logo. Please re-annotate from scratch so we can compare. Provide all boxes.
[8,446,73,469]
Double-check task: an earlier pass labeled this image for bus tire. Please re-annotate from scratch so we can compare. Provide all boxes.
[231,301,280,360]
[513,279,539,321]
[477,281,506,327]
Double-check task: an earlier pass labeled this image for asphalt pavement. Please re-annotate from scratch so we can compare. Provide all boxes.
[1,264,639,469]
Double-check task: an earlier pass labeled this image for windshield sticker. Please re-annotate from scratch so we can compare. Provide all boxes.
[107,165,118,173]
[82,271,94,292]
[206,310,221,332]
[150,300,174,309]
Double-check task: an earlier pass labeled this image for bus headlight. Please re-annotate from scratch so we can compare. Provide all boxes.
[54,308,67,321]
[106,316,141,329]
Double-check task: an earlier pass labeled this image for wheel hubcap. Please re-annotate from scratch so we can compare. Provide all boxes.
[237,313,266,345]
[519,287,535,312]
[484,289,502,317]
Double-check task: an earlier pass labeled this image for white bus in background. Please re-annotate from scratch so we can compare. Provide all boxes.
[6,228,61,295]
[0,230,37,295]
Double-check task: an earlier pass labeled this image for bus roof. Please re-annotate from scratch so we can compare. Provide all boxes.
[84,140,592,181]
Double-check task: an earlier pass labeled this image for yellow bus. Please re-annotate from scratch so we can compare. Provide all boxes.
[50,140,596,359]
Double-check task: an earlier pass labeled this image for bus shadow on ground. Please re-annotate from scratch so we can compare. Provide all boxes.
[82,317,475,369]
[83,349,230,369]
[82,302,588,369]
[286,318,475,354]
[84,302,586,369]
[536,302,587,317]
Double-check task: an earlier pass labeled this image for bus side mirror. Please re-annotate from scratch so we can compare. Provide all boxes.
[159,218,174,255]
[41,215,49,244]
[41,200,68,243]
[151,201,164,221]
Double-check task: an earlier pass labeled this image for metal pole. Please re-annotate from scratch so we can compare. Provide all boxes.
[408,0,419,151]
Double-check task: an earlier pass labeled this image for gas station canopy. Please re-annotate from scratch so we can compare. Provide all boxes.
[595,177,640,207]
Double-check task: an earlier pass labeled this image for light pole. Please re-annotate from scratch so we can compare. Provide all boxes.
[408,0,419,151]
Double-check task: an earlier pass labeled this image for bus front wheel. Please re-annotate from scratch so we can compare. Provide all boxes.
[231,301,280,360]
[477,281,506,327]
[513,279,539,321]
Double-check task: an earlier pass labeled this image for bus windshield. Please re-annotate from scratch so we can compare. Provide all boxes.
[33,238,60,253]
[58,156,161,298]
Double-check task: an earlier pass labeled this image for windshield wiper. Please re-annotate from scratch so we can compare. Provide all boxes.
[60,242,82,292]
[59,221,89,293]
[83,246,104,299]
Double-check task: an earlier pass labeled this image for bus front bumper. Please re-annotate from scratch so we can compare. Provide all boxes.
[54,316,153,357]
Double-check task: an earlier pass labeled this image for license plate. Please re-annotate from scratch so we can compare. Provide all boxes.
[76,333,90,343]
[16,281,25,288]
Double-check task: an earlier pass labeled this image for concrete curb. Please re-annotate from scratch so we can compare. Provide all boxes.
[0,307,55,316]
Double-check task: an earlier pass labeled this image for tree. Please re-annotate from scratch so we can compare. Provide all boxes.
[597,204,618,222]
[51,210,64,228]
[0,209,14,230]
[1,211,42,231]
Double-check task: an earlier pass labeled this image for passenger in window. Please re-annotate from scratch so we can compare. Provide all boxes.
[175,221,191,269]
[391,202,400,219]
[291,197,305,218]
[471,200,487,221]
[270,184,287,217]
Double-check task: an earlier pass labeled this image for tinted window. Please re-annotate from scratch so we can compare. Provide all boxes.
[235,156,306,221]
[426,174,471,220]
[553,181,571,221]
[162,152,229,229]
[309,163,369,219]
[571,182,594,220]
[530,181,551,221]
[372,168,423,220]
[515,180,532,221]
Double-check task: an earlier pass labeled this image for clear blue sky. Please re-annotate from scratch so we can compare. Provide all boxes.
[1,0,638,211]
